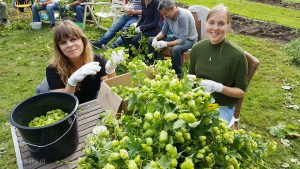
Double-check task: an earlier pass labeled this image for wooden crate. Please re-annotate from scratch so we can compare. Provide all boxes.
[11,100,104,169]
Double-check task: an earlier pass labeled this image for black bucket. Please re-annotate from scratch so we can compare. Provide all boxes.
[121,35,133,47]
[121,35,134,57]
[10,92,79,163]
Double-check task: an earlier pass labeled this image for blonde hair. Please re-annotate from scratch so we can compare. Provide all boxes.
[51,20,93,85]
[206,4,231,25]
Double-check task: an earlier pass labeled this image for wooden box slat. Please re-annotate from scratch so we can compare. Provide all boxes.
[11,100,104,169]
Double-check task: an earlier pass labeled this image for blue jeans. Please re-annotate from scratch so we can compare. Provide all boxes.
[218,106,235,124]
[131,30,159,49]
[148,35,195,75]
[74,5,84,23]
[95,15,139,48]
[32,3,59,25]
[60,5,84,23]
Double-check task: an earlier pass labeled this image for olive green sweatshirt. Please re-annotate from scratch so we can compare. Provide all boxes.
[188,39,248,107]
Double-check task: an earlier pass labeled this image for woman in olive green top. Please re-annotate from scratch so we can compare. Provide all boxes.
[188,4,248,125]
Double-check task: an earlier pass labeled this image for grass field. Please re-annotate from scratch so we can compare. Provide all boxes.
[180,0,300,29]
[0,0,300,168]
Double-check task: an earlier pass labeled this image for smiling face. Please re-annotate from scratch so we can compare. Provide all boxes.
[205,9,229,44]
[59,36,84,61]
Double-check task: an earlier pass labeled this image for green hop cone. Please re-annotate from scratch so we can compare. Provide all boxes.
[180,158,194,169]
[119,149,128,159]
[128,160,138,169]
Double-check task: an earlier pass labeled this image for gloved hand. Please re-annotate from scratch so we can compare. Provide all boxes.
[187,74,196,81]
[199,79,223,93]
[135,26,141,33]
[65,4,70,10]
[105,50,124,74]
[92,125,107,135]
[68,62,101,87]
[130,22,137,28]
[151,38,158,48]
[156,41,167,49]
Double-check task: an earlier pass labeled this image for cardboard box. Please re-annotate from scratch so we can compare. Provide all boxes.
[97,67,155,114]
[97,73,132,114]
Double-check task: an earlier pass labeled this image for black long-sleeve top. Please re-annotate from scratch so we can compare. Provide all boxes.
[136,0,160,33]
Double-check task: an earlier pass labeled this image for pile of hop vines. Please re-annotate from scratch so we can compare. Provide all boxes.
[78,60,277,169]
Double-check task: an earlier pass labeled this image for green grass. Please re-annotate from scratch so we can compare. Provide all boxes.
[282,39,300,66]
[178,0,300,29]
[1,28,299,169]
[228,34,300,168]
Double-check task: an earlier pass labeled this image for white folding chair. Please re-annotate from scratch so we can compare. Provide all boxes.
[81,0,99,30]
[94,0,126,30]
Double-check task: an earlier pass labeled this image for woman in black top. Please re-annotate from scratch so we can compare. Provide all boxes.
[130,0,160,48]
[46,20,124,103]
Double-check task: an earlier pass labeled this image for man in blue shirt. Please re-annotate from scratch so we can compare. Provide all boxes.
[91,0,142,49]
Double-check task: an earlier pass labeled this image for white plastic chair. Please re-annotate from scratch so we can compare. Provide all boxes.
[94,0,126,30]
[188,5,210,40]
[81,0,98,30]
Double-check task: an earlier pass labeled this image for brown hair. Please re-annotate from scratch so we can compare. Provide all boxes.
[206,4,231,25]
[51,20,93,85]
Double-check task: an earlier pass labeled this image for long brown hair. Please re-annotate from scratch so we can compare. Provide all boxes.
[51,20,93,85]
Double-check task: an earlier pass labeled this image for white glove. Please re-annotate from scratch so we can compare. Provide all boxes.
[92,125,107,135]
[130,22,137,28]
[105,50,124,74]
[135,26,141,33]
[68,62,101,87]
[151,38,158,48]
[65,4,70,10]
[187,74,196,81]
[199,79,223,93]
[156,41,168,49]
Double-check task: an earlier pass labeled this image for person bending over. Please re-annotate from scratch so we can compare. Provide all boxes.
[148,0,197,77]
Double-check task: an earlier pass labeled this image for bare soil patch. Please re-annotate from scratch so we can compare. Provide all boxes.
[231,14,300,43]
[250,0,300,10]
